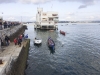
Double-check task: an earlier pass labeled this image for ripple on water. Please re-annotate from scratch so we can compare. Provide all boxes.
[25,23,100,75]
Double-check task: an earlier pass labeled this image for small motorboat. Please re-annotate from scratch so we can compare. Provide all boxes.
[47,37,55,50]
[60,30,65,36]
[34,38,42,45]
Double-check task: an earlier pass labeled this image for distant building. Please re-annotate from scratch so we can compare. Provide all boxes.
[34,8,59,29]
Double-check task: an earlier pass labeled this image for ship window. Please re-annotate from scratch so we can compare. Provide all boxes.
[48,26,54,28]
[49,18,53,21]
[55,17,58,19]
[42,18,47,21]
[52,14,58,16]
[43,18,46,19]
[43,13,46,16]
[42,26,47,28]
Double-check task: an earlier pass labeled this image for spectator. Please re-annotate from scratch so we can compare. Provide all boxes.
[0,21,2,30]
[0,36,4,46]
[14,38,18,45]
[19,34,22,42]
[0,37,1,49]
[25,34,28,39]
[22,33,25,41]
[5,35,10,46]
[18,38,21,47]
[4,21,7,29]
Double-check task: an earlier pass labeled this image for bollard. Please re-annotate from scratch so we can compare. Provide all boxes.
[0,59,3,64]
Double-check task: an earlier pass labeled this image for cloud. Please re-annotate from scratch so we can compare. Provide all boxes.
[78,5,87,9]
[3,15,36,22]
[0,0,98,9]
[0,0,51,4]
[0,0,99,5]
[20,0,51,4]
[6,16,16,21]
[66,12,75,16]
[89,16,94,19]
[30,17,35,21]
[0,0,99,9]
[0,0,17,3]
[66,16,71,19]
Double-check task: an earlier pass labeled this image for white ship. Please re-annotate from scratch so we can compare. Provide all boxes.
[34,8,59,30]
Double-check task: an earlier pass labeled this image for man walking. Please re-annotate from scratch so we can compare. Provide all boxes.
[5,35,10,46]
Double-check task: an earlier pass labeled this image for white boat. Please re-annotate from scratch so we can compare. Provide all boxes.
[34,38,42,44]
[34,8,59,30]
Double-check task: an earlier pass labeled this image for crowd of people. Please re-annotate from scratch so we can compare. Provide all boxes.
[0,34,28,49]
[0,35,10,47]
[13,34,28,47]
[14,34,24,47]
[3,21,21,29]
[0,33,28,48]
[0,21,21,30]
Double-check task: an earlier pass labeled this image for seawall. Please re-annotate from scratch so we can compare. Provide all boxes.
[0,25,27,43]
[7,39,30,75]
[0,25,30,75]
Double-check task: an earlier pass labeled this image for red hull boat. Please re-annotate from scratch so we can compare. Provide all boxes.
[60,30,65,36]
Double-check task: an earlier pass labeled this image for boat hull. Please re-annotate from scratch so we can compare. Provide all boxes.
[34,39,42,45]
[60,30,65,35]
[47,38,55,50]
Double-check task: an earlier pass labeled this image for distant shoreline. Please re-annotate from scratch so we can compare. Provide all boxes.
[58,21,100,23]
[23,21,100,24]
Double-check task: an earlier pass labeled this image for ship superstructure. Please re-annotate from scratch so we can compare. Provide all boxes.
[34,8,59,29]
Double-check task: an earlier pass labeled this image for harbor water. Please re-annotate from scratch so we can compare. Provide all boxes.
[25,23,100,75]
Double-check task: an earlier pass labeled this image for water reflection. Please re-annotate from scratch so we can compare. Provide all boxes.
[49,49,55,54]
[34,43,42,47]
[35,29,58,54]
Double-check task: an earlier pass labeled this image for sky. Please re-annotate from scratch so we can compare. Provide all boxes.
[0,0,100,22]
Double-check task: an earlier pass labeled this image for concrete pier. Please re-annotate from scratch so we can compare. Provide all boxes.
[0,42,23,75]
[0,25,30,75]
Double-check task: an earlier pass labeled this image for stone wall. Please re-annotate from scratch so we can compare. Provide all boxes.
[0,25,22,39]
[9,25,27,42]
[0,25,27,46]
[6,39,30,75]
[0,24,29,75]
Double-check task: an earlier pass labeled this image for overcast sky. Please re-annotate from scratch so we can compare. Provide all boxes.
[0,0,100,22]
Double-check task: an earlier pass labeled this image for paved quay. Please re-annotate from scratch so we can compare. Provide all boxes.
[0,41,25,75]
[0,42,23,57]
[0,24,27,75]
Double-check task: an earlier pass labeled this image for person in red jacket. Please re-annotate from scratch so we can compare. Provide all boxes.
[14,38,17,45]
